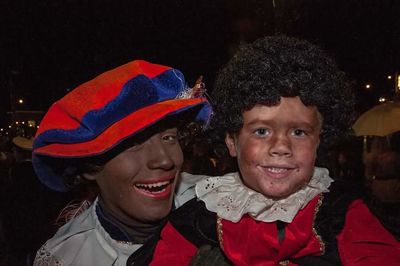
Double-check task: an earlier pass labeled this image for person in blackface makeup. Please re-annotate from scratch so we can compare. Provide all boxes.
[32,60,210,265]
[171,36,400,265]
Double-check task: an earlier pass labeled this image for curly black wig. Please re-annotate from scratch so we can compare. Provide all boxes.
[210,35,355,149]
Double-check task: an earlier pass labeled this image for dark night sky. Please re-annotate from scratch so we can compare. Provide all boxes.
[1,0,400,126]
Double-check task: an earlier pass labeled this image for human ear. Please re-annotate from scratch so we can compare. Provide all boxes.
[225,133,238,157]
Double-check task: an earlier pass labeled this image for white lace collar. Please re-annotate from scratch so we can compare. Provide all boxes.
[195,167,333,223]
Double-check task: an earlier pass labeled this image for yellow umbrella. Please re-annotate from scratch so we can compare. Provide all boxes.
[353,101,400,136]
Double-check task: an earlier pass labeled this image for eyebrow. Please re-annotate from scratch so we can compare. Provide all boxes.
[245,119,319,131]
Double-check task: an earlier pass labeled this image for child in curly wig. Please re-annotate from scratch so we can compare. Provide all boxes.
[186,36,400,265]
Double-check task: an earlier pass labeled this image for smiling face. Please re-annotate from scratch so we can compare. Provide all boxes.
[85,127,183,223]
[225,97,321,199]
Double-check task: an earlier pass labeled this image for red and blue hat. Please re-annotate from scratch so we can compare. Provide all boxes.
[33,60,210,192]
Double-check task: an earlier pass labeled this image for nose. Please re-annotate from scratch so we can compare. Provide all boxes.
[269,134,292,157]
[146,137,175,170]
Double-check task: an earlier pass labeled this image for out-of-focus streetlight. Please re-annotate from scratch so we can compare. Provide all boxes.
[388,75,392,79]
[28,120,36,127]
[397,75,400,93]
[365,84,372,89]
[18,99,24,104]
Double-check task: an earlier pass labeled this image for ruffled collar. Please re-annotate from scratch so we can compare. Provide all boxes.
[195,167,333,223]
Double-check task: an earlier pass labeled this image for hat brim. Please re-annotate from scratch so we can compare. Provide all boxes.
[34,98,206,158]
[32,97,208,192]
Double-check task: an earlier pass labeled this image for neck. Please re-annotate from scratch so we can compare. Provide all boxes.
[97,197,164,244]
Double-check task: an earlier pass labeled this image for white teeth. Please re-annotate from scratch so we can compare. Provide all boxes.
[267,167,288,173]
[149,188,166,194]
[135,180,170,189]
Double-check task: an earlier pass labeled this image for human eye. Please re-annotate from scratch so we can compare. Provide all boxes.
[292,128,307,137]
[162,134,177,141]
[162,130,178,143]
[253,128,270,137]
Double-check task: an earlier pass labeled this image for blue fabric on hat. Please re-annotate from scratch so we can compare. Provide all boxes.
[34,69,184,150]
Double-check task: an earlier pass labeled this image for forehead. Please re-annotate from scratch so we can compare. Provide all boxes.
[242,97,321,127]
[133,116,182,140]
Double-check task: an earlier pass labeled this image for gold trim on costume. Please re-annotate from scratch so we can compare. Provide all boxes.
[312,194,325,254]
[217,216,225,251]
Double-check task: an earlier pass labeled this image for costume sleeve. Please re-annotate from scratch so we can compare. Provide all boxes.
[149,199,225,265]
[336,199,400,265]
[150,222,198,265]
[34,244,64,266]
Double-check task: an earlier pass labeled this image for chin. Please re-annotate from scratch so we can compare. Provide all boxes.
[144,213,170,223]
[261,188,292,200]
[146,203,173,221]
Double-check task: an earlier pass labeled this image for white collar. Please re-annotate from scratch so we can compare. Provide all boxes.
[195,167,333,223]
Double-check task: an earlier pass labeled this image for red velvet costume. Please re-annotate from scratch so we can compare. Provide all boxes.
[142,187,400,265]
[218,197,400,265]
